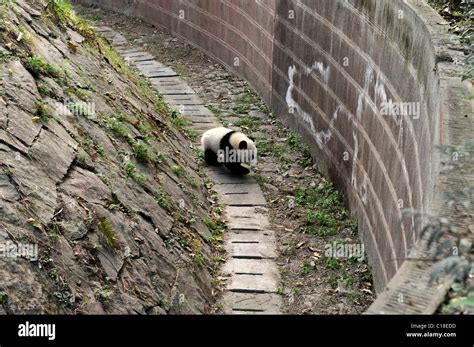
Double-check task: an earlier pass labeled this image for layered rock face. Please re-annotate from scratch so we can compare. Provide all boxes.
[0,0,217,314]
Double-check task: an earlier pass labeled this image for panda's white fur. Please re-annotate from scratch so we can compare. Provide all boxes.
[201,127,256,175]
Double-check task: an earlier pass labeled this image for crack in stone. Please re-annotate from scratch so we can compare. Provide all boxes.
[28,126,44,149]
[57,154,79,187]
[0,136,28,155]
[0,164,26,200]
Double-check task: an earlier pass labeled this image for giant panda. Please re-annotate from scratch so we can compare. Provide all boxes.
[201,127,257,175]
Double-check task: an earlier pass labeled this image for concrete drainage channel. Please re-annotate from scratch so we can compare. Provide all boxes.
[95,26,283,314]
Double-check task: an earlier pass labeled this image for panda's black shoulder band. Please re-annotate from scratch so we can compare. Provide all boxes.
[220,130,237,150]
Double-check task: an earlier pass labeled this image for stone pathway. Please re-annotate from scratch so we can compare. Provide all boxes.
[96,26,282,314]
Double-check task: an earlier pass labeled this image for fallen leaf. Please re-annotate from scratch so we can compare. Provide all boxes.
[67,41,78,53]
[296,241,306,249]
[362,288,373,295]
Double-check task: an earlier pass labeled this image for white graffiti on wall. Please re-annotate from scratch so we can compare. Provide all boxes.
[285,62,373,206]
[286,65,317,136]
[286,62,333,149]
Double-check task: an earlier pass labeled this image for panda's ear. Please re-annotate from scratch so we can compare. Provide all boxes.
[239,141,248,150]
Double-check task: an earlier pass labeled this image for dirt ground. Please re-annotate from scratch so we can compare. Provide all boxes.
[74,4,376,314]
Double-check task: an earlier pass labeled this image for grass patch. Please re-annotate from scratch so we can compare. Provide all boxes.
[132,140,156,163]
[256,139,273,155]
[171,164,199,187]
[85,14,102,21]
[175,64,188,76]
[25,56,60,78]
[233,103,251,114]
[155,191,173,213]
[35,101,52,122]
[294,182,354,235]
[192,253,205,267]
[0,291,7,304]
[170,109,189,127]
[95,287,112,303]
[207,104,229,126]
[97,218,119,249]
[123,162,145,184]
[328,276,338,289]
[138,121,152,136]
[0,49,12,63]
[155,100,200,139]
[288,132,312,167]
[116,109,137,125]
[171,165,185,176]
[234,91,254,114]
[81,138,107,158]
[323,256,341,270]
[47,0,95,39]
[287,133,309,154]
[183,127,200,139]
[236,89,272,115]
[301,261,315,275]
[204,218,226,244]
[304,225,337,236]
[107,117,129,138]
[236,116,263,127]
[207,104,221,115]
[346,292,362,304]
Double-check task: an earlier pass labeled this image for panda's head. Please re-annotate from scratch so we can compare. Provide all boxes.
[229,131,257,165]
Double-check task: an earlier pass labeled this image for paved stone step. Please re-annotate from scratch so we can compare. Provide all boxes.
[186,115,217,124]
[98,29,127,45]
[223,257,278,276]
[227,217,271,231]
[110,34,128,45]
[225,206,271,230]
[116,47,139,54]
[178,105,214,117]
[205,168,255,184]
[215,188,267,206]
[227,273,279,293]
[135,61,167,70]
[94,26,113,33]
[227,229,275,242]
[225,205,269,218]
[122,52,156,63]
[223,292,283,314]
[150,78,196,95]
[162,94,202,106]
[131,60,159,66]
[226,240,277,259]
[121,51,150,58]
[213,183,262,195]
[191,122,222,132]
[134,60,178,77]
[227,226,275,241]
[136,65,178,78]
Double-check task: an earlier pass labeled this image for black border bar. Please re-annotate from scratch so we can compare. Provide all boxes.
[0,314,473,345]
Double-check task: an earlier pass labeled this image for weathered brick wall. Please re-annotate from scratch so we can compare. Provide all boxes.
[77,0,467,293]
[271,0,442,291]
[83,0,276,105]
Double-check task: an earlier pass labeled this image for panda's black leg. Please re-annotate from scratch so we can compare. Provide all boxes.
[204,149,219,166]
[224,163,250,176]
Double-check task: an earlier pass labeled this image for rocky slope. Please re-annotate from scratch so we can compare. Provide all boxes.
[0,0,221,314]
